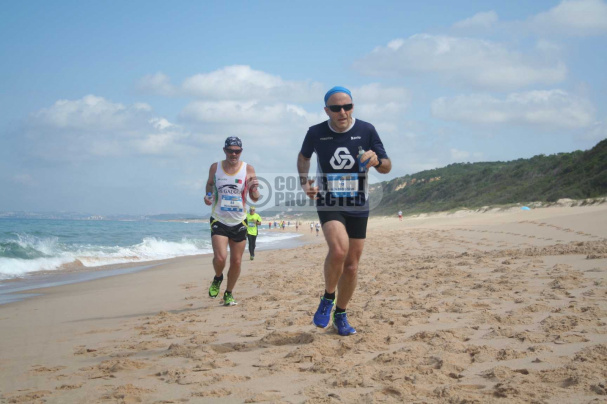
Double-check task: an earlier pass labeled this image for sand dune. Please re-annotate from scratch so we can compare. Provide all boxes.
[1,204,606,403]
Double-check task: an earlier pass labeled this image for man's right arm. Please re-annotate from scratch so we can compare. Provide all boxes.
[297,152,318,199]
[203,163,217,206]
[297,152,310,186]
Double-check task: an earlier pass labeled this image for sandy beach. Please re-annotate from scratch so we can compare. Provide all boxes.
[1,204,606,403]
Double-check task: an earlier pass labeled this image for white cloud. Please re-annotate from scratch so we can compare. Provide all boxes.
[134,130,189,155]
[354,34,566,91]
[180,101,321,125]
[137,73,176,96]
[180,65,324,102]
[137,70,413,171]
[137,65,327,102]
[431,89,595,129]
[31,95,151,130]
[150,117,174,130]
[347,83,411,127]
[178,83,411,147]
[26,95,191,161]
[453,11,498,29]
[530,0,607,36]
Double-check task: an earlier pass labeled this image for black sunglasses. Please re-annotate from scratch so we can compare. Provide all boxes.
[327,104,353,113]
[224,148,243,155]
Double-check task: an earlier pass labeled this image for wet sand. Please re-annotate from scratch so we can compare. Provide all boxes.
[1,205,606,403]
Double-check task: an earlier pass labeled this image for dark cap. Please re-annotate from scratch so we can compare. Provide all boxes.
[225,136,242,148]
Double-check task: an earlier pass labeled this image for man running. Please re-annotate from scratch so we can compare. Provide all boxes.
[246,206,262,260]
[297,86,391,335]
[204,137,260,306]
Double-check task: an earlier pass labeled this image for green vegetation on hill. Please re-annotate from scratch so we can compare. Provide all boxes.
[372,138,607,216]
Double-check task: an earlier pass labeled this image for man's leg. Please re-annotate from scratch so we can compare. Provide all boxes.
[211,235,229,277]
[250,235,256,256]
[321,220,350,294]
[226,238,246,292]
[335,238,365,310]
[312,220,347,327]
[247,234,254,256]
[326,215,367,336]
[330,237,364,336]
[209,235,229,298]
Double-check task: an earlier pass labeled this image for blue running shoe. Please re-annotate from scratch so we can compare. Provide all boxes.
[333,312,357,336]
[313,297,334,328]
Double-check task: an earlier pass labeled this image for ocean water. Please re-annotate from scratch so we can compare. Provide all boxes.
[0,218,301,281]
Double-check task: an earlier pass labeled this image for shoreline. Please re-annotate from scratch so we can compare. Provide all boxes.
[0,227,313,306]
[1,204,606,403]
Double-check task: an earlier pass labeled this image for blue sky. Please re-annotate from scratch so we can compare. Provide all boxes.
[1,0,606,215]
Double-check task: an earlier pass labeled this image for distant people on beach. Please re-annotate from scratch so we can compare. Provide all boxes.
[310,222,314,233]
[204,136,260,306]
[297,86,391,336]
[315,222,320,236]
[246,206,262,260]
[398,210,403,221]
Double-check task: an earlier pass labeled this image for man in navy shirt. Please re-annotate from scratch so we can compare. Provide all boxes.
[297,86,392,335]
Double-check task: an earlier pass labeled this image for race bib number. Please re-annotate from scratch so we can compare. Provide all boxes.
[327,173,359,197]
[220,195,243,212]
[248,221,256,227]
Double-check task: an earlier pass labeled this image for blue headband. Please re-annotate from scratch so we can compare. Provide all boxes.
[324,86,352,105]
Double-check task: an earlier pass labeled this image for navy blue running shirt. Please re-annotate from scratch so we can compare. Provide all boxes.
[300,119,388,217]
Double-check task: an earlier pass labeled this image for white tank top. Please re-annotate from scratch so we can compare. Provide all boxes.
[211,161,248,226]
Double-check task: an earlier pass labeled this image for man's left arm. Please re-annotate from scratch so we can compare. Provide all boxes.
[369,127,392,174]
[247,165,260,202]
[362,148,392,174]
[374,158,391,174]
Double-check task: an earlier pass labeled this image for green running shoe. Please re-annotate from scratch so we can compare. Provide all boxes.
[208,278,222,298]
[223,292,237,306]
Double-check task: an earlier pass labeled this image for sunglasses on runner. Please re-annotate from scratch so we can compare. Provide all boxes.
[224,148,243,155]
[327,104,353,113]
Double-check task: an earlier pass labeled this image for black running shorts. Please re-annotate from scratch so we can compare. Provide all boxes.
[317,211,368,239]
[210,218,248,242]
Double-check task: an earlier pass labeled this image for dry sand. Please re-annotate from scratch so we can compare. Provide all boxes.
[1,205,606,403]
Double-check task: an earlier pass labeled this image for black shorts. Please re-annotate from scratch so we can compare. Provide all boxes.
[210,218,248,242]
[317,211,368,239]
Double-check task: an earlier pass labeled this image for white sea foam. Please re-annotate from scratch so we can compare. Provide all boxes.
[0,222,304,280]
[0,236,213,280]
[0,256,76,279]
[77,237,212,267]
[257,231,301,244]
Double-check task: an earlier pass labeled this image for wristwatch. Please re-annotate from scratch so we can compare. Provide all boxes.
[375,159,383,168]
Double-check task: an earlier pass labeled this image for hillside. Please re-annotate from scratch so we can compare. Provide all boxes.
[372,138,607,216]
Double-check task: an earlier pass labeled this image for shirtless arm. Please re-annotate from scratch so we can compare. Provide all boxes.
[203,163,217,206]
